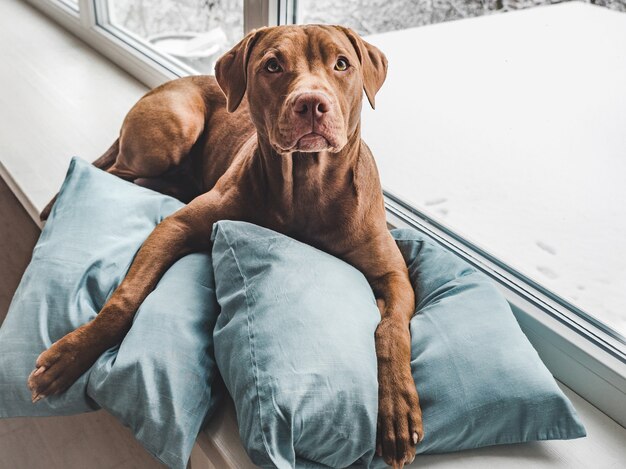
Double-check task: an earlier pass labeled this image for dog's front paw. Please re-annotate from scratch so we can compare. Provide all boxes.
[27,326,100,402]
[375,319,423,467]
[376,380,423,467]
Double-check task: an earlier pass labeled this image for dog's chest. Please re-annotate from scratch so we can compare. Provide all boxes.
[259,184,357,256]
[246,151,369,255]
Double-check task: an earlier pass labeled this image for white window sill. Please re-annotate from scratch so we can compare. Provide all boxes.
[191,385,625,469]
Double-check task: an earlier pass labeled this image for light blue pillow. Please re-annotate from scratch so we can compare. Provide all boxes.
[211,221,586,468]
[391,229,586,455]
[212,221,380,468]
[0,157,222,469]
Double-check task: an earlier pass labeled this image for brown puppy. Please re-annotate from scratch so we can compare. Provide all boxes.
[31,25,422,467]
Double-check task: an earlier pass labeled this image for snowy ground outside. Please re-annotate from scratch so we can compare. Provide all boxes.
[107,1,626,337]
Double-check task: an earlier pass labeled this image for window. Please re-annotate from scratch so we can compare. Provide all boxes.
[99,0,244,74]
[296,0,501,34]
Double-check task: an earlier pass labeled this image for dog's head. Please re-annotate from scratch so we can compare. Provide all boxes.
[215,25,387,154]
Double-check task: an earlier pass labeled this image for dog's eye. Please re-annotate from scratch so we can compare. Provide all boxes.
[265,59,282,73]
[334,58,349,71]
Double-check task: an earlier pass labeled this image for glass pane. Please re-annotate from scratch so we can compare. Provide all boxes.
[58,0,79,11]
[105,0,244,73]
[296,0,526,34]
[296,1,626,339]
[297,0,626,35]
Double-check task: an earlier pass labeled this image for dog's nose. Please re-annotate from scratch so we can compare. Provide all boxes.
[292,92,331,119]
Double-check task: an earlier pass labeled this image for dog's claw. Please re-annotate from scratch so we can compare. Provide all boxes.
[412,431,419,445]
[32,394,44,403]
[33,366,46,377]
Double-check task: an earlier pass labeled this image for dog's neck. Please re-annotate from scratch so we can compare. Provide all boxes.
[252,126,363,223]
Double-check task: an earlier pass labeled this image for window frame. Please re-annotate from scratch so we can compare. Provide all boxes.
[26,0,626,427]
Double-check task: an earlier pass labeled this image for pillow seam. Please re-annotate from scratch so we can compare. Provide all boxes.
[223,239,275,466]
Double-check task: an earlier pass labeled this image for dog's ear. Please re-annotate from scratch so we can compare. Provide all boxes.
[215,28,265,113]
[336,26,388,109]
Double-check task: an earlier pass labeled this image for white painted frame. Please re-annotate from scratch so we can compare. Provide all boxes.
[24,0,625,427]
[25,0,174,88]
[25,0,283,88]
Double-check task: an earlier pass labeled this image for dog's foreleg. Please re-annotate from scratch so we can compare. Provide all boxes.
[373,269,423,469]
[28,188,242,401]
[353,232,423,469]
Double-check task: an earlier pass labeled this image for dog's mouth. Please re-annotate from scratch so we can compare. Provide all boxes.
[295,132,331,152]
[273,131,341,154]
[272,120,346,154]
